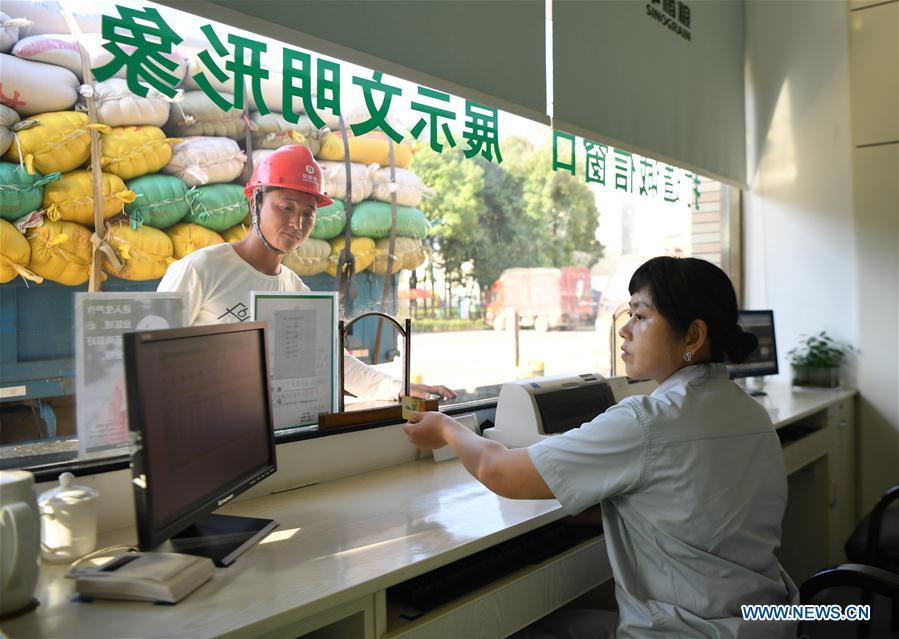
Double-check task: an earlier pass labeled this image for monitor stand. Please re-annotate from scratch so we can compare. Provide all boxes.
[165,513,278,567]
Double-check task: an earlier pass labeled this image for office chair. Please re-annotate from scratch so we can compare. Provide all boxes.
[798,564,899,639]
[799,486,899,638]
[846,485,899,574]
[847,485,899,638]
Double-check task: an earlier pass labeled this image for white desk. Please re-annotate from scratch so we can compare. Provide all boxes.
[3,460,610,639]
[2,385,856,639]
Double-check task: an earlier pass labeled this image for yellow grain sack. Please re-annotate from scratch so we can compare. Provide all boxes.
[282,238,331,276]
[221,223,249,243]
[371,237,425,274]
[0,218,42,284]
[103,221,174,280]
[42,170,136,227]
[370,239,402,275]
[400,237,426,270]
[317,133,344,161]
[317,132,413,169]
[100,126,174,180]
[326,236,377,277]
[26,219,92,285]
[3,111,103,175]
[167,222,224,259]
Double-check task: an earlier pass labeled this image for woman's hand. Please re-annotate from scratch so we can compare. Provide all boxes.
[409,383,457,400]
[403,411,453,449]
[404,411,554,500]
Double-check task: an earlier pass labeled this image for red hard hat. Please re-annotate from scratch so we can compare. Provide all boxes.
[244,145,333,206]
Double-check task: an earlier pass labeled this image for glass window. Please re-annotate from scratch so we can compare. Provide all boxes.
[407,133,736,390]
[0,0,738,469]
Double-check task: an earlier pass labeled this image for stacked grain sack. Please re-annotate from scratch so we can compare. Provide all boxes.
[1,10,77,284]
[159,87,244,261]
[0,39,94,284]
[178,57,319,270]
[313,131,429,279]
[0,6,194,285]
[1,1,430,288]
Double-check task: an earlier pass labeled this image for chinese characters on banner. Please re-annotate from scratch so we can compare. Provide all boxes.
[553,131,700,209]
[92,6,502,163]
[92,5,695,204]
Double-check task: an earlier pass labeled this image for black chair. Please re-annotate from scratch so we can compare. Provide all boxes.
[850,485,899,638]
[846,486,899,575]
[798,485,899,638]
[798,564,899,638]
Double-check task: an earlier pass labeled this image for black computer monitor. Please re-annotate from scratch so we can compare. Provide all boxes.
[727,310,779,391]
[124,321,278,567]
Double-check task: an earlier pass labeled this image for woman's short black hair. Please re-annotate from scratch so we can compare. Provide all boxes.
[628,256,758,364]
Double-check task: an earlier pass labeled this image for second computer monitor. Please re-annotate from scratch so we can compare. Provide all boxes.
[727,310,778,379]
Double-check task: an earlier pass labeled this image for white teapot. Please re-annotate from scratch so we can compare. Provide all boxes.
[0,470,41,616]
[38,472,98,563]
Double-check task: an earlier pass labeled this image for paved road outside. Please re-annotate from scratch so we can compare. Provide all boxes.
[409,328,610,392]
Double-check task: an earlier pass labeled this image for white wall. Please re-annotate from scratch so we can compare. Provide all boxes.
[744,0,858,375]
[745,0,899,514]
[848,0,899,512]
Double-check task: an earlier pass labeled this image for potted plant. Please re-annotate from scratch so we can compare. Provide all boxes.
[788,332,855,387]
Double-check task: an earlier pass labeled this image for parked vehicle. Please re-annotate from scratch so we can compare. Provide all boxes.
[485,267,595,332]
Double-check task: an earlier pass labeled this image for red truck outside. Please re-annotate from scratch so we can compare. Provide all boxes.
[484,267,596,331]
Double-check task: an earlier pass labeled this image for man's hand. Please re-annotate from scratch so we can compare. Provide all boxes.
[403,411,453,449]
[409,383,456,400]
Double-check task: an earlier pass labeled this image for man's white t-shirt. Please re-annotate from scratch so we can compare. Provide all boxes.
[157,243,403,401]
[528,363,799,639]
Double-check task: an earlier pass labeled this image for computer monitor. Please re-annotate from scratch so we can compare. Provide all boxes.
[124,321,278,567]
[727,310,779,393]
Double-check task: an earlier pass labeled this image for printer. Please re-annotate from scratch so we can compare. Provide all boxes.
[483,373,655,448]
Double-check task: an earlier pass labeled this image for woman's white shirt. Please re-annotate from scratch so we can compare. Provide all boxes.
[528,363,799,638]
[157,243,403,401]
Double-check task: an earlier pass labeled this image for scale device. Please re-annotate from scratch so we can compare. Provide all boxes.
[484,373,618,448]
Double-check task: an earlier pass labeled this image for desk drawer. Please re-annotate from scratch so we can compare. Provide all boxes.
[782,425,831,475]
[383,536,610,639]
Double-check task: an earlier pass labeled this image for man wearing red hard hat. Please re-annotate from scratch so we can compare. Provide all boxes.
[159,145,454,401]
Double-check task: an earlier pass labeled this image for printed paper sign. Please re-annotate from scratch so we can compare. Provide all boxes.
[252,292,339,428]
[75,293,186,458]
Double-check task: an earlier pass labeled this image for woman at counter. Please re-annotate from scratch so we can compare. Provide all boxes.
[404,256,798,638]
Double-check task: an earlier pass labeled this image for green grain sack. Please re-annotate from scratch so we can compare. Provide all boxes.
[125,174,194,229]
[183,184,249,232]
[310,198,345,240]
[350,201,430,240]
[0,162,60,220]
